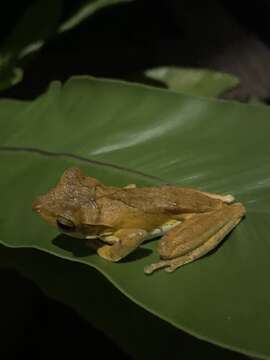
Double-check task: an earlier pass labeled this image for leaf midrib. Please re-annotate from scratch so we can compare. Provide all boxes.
[0,145,168,183]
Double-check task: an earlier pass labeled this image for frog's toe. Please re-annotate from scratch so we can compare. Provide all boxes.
[164,260,189,272]
[144,256,190,274]
[144,260,171,274]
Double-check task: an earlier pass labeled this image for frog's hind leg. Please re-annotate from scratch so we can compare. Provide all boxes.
[144,203,245,274]
[144,216,241,274]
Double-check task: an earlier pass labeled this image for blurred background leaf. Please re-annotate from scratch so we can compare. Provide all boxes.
[0,0,132,91]
[0,63,23,91]
[0,0,62,90]
[59,0,132,33]
[145,67,239,97]
[2,0,270,102]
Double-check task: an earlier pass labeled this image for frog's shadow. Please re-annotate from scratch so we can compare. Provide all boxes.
[53,229,233,265]
[52,235,152,261]
[53,235,94,257]
[121,246,152,263]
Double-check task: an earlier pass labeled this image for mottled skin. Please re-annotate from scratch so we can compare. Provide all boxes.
[32,167,246,273]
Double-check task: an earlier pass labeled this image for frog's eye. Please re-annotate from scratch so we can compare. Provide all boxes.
[56,216,75,232]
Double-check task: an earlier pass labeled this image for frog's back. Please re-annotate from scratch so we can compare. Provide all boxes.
[108,186,223,215]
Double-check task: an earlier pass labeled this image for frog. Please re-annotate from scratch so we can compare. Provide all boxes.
[32,167,246,274]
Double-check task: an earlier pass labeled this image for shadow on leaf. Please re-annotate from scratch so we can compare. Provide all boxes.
[121,247,153,263]
[53,234,153,262]
[53,234,94,257]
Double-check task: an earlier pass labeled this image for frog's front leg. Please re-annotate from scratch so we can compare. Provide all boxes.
[144,203,246,274]
[97,228,147,262]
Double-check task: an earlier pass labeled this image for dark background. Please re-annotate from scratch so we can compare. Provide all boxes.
[1,0,270,101]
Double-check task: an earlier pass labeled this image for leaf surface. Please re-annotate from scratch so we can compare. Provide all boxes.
[0,77,270,358]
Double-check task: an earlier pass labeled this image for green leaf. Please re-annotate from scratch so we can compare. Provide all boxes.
[145,67,239,97]
[0,77,270,358]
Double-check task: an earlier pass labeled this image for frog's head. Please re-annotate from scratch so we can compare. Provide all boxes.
[32,167,101,238]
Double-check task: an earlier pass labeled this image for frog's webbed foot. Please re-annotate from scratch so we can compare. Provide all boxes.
[144,203,246,274]
[98,228,147,262]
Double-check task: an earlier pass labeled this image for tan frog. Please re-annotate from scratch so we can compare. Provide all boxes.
[32,167,246,274]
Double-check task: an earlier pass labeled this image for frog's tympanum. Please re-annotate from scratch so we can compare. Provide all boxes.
[32,168,246,274]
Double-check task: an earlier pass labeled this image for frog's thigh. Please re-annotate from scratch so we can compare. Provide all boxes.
[144,203,245,274]
[98,228,147,262]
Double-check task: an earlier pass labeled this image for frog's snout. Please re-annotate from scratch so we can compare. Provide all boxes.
[32,197,42,213]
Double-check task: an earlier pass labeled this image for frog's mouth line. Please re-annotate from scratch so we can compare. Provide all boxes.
[0,146,169,184]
